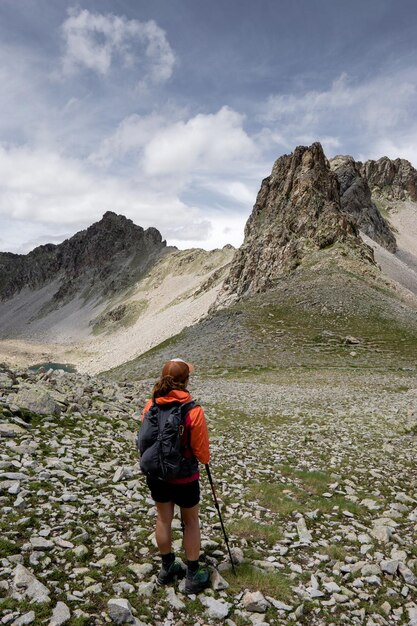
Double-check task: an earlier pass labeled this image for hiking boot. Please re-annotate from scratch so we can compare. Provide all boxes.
[157,560,186,585]
[184,564,210,594]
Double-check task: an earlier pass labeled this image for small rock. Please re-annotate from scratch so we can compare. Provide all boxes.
[166,587,185,610]
[398,562,417,585]
[137,581,155,597]
[48,602,71,626]
[12,564,50,603]
[360,499,380,510]
[30,537,54,551]
[200,595,231,620]
[323,582,341,593]
[11,612,35,626]
[210,568,229,590]
[95,553,117,568]
[230,547,244,564]
[296,517,312,543]
[107,599,134,625]
[380,560,399,575]
[128,563,153,579]
[242,591,270,613]
[370,525,392,543]
[0,423,27,438]
[265,596,293,611]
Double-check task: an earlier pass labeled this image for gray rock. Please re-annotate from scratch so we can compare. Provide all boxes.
[210,568,229,590]
[242,591,270,613]
[330,155,396,251]
[10,386,61,416]
[0,423,27,438]
[107,599,134,624]
[48,602,71,626]
[11,612,35,626]
[323,581,341,593]
[113,466,133,482]
[95,553,117,568]
[200,595,231,620]
[12,564,50,603]
[408,605,417,626]
[265,596,293,611]
[128,563,153,579]
[370,525,392,543]
[137,581,155,597]
[361,564,381,576]
[380,560,399,575]
[399,562,417,586]
[30,537,54,551]
[165,587,185,610]
[230,546,245,564]
[296,517,313,543]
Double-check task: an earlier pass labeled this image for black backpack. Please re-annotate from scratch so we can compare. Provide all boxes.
[137,400,196,481]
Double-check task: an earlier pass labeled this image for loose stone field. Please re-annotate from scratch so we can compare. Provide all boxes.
[0,365,416,625]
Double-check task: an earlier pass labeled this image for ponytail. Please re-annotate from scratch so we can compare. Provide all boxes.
[152,374,188,400]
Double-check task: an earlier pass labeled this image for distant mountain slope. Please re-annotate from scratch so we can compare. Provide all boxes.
[1,143,416,376]
[0,211,168,303]
[0,214,234,372]
[108,244,417,381]
[109,143,417,381]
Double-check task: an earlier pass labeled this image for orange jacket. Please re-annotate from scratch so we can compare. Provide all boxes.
[141,389,210,466]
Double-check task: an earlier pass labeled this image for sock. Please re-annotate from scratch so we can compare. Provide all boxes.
[187,559,199,573]
[161,552,175,568]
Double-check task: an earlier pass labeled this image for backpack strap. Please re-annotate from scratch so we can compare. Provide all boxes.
[180,400,196,419]
[179,401,197,452]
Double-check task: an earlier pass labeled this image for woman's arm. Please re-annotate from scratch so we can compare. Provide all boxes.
[189,406,210,464]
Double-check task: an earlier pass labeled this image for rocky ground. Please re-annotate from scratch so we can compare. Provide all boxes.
[0,364,416,626]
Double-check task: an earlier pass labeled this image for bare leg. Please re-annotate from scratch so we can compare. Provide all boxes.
[181,504,201,561]
[155,502,175,554]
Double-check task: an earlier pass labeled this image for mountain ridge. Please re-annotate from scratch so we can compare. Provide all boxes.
[0,211,169,303]
[0,143,417,374]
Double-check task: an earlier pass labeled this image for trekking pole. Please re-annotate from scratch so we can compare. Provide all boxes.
[205,463,237,575]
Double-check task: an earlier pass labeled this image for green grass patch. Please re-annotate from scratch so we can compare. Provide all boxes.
[229,518,283,546]
[248,466,365,519]
[223,562,292,600]
[91,300,148,335]
[0,537,19,558]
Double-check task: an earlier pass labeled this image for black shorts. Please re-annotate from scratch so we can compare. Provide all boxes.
[146,477,200,508]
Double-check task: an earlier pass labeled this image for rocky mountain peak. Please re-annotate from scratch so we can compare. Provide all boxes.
[0,213,168,303]
[330,155,396,252]
[216,143,371,305]
[360,157,417,202]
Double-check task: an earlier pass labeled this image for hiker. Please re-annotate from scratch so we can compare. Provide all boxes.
[140,358,210,594]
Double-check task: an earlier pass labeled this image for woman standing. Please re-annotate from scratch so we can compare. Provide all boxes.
[141,358,210,594]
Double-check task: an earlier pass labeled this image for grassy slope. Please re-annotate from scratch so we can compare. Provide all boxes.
[106,244,417,381]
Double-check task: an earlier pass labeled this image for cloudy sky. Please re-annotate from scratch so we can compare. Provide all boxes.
[1,0,417,253]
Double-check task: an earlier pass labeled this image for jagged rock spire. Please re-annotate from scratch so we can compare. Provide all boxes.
[216,142,370,305]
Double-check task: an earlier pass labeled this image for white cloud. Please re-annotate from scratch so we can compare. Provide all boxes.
[142,106,257,177]
[260,70,417,161]
[0,144,205,236]
[0,140,252,254]
[91,106,259,179]
[61,8,175,83]
[370,136,417,169]
[89,112,170,167]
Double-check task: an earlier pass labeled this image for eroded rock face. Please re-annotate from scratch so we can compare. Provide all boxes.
[330,155,396,252]
[360,157,417,202]
[216,143,371,305]
[0,212,168,302]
